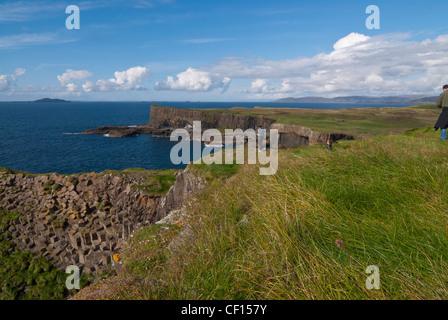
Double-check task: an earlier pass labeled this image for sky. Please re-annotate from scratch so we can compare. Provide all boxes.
[1,0,448,101]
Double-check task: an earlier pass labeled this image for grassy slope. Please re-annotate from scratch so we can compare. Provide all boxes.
[77,124,448,300]
[201,103,441,139]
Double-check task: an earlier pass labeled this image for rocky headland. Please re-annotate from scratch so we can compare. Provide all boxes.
[82,105,354,147]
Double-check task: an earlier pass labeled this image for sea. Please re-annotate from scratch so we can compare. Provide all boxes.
[0,101,410,174]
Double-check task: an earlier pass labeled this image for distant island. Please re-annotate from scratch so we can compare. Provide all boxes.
[274,95,438,105]
[33,98,70,103]
[0,98,71,103]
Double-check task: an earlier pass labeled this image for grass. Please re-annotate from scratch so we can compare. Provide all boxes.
[198,104,441,139]
[188,157,239,182]
[100,168,180,196]
[0,167,46,177]
[131,170,178,195]
[122,224,182,277]
[0,209,70,300]
[83,125,448,300]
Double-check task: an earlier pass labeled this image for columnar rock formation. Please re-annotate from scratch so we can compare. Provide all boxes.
[0,169,204,275]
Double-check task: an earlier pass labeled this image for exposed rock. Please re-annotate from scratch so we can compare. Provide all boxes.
[155,169,206,222]
[271,123,354,146]
[146,105,276,132]
[81,105,354,148]
[0,168,204,277]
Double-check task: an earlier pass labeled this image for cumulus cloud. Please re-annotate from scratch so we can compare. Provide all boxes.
[0,68,26,91]
[249,79,275,94]
[188,32,448,98]
[155,67,231,92]
[56,69,92,93]
[332,32,371,50]
[0,74,10,91]
[82,66,150,92]
[65,83,80,92]
[57,69,92,86]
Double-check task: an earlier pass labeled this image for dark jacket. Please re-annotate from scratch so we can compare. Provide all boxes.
[437,91,448,108]
[434,91,448,130]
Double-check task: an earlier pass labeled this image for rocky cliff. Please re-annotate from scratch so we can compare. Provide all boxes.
[146,105,277,131]
[272,123,353,147]
[0,168,204,277]
[82,105,277,137]
[155,170,205,222]
[83,105,353,148]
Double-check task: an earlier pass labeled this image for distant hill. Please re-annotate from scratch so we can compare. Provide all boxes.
[274,95,438,105]
[34,98,70,103]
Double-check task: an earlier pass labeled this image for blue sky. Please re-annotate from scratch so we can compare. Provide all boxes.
[1,0,448,101]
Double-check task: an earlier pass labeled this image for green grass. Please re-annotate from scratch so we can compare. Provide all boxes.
[189,161,239,182]
[0,167,46,177]
[131,170,178,195]
[86,127,448,300]
[122,223,182,277]
[101,168,180,196]
[0,209,72,300]
[196,104,441,139]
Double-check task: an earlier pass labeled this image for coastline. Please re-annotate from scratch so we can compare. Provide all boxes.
[0,102,444,300]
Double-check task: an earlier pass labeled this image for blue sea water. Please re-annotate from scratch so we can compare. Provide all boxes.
[0,101,410,174]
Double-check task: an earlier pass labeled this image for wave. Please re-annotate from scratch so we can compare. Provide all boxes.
[204,143,224,147]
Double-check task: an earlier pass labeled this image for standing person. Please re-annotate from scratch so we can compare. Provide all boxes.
[326,137,333,151]
[434,84,448,140]
[257,125,266,151]
[322,136,333,151]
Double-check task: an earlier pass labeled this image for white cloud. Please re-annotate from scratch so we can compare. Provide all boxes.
[113,66,150,86]
[181,38,232,44]
[190,32,448,98]
[132,0,174,8]
[0,74,10,91]
[0,0,173,22]
[332,32,371,50]
[0,1,63,22]
[65,83,80,92]
[155,67,231,92]
[0,68,26,91]
[249,79,274,94]
[82,66,150,92]
[57,69,92,86]
[0,32,75,49]
[14,68,26,77]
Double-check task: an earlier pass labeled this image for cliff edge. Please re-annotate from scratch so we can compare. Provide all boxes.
[82,105,354,148]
